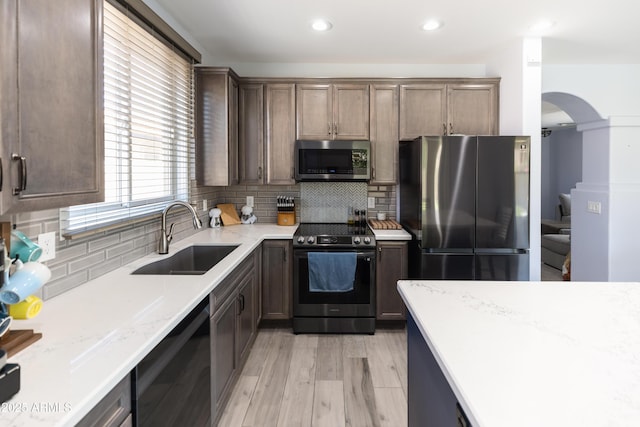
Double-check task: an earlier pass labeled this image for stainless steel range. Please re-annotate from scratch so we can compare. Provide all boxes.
[293,223,376,334]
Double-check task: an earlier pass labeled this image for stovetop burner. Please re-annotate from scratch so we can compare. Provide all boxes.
[294,222,375,248]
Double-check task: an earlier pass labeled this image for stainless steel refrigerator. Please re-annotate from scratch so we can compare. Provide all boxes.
[399,135,530,281]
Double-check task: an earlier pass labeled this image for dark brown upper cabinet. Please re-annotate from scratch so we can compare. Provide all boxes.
[0,0,104,214]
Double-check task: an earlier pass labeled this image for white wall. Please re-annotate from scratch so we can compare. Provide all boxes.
[543,65,640,117]
[541,135,555,219]
[142,0,216,64]
[541,128,582,219]
[219,63,488,78]
[605,118,640,280]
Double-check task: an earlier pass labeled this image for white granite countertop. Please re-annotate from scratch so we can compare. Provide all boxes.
[3,224,297,427]
[397,280,640,427]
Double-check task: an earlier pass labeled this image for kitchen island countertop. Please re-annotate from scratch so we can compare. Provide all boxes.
[398,280,640,427]
[4,224,297,427]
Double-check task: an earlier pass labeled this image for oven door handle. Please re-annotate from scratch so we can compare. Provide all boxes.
[295,250,375,256]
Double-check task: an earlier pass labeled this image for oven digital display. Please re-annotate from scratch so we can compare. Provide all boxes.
[317,236,353,245]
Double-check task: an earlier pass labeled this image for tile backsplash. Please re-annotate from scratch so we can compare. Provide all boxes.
[3,181,397,301]
[3,181,218,300]
[300,182,368,222]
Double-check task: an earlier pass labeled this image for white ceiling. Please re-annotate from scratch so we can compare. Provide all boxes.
[154,0,639,65]
[153,0,639,128]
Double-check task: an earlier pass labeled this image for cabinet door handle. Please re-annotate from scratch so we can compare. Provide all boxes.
[0,158,3,191]
[328,122,332,136]
[12,154,27,195]
[449,123,454,135]
[240,294,245,312]
[334,122,338,135]
[442,123,447,135]
[258,166,262,180]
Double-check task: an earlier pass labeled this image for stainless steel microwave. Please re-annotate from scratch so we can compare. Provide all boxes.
[294,140,371,182]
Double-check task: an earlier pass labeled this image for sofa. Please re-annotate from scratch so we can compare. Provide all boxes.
[541,193,572,270]
[541,231,570,270]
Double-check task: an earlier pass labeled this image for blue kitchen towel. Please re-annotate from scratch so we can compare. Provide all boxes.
[308,252,356,292]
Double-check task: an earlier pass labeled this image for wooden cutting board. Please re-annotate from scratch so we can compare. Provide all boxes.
[0,329,42,357]
[368,219,403,230]
[216,203,241,225]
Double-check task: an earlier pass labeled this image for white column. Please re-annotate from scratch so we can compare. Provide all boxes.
[573,116,640,281]
[487,37,542,280]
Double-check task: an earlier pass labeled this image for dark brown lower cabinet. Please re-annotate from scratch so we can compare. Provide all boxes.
[376,241,408,320]
[210,249,259,424]
[261,240,292,320]
[236,272,257,363]
[211,294,237,422]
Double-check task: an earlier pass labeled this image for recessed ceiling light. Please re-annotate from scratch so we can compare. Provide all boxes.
[311,19,333,32]
[529,19,555,33]
[421,19,442,31]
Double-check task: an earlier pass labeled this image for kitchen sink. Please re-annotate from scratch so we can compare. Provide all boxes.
[131,245,239,275]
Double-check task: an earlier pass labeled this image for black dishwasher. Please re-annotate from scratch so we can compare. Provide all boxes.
[132,297,211,426]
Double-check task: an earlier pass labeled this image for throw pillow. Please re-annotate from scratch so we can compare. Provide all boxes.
[559,193,571,217]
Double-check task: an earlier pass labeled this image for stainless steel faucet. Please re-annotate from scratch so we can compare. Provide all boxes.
[158,201,203,254]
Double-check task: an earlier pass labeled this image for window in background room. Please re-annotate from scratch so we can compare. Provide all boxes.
[60,1,194,236]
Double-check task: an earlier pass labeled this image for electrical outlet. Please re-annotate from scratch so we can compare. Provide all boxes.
[587,200,601,214]
[37,232,56,261]
[247,196,254,208]
[368,197,376,209]
[203,199,208,211]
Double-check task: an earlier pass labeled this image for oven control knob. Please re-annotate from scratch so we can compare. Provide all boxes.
[363,237,371,245]
[297,236,305,244]
[353,237,361,244]
[307,236,315,244]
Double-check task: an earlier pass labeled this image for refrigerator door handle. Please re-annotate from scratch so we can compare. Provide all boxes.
[474,248,530,254]
[422,247,474,254]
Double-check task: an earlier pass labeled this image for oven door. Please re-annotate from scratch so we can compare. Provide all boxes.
[293,248,376,318]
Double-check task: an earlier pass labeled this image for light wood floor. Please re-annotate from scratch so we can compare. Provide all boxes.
[541,262,563,281]
[217,327,408,427]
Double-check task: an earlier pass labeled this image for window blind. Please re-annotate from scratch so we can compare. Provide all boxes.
[61,2,193,236]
